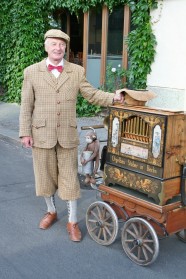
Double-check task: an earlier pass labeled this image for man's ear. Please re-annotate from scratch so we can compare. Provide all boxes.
[44,40,48,53]
[44,44,48,53]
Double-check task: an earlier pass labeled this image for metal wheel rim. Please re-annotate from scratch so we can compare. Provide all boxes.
[86,201,119,246]
[121,217,159,266]
[176,229,186,243]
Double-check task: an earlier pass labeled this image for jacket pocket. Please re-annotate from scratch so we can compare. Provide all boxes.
[68,119,78,143]
[32,119,46,129]
[31,119,46,143]
[69,119,77,128]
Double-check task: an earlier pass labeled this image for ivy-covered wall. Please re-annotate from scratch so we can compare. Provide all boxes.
[0,0,49,102]
[0,0,157,105]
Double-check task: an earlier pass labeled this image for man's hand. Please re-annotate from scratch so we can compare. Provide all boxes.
[113,90,125,104]
[21,136,33,148]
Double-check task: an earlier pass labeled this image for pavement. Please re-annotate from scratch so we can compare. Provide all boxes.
[0,101,108,174]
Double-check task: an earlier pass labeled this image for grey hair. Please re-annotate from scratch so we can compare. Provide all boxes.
[44,38,66,46]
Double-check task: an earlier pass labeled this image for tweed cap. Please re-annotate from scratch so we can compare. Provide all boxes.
[116,88,156,101]
[44,29,70,43]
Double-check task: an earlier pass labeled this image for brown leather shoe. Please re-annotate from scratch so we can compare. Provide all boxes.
[39,212,57,230]
[66,222,82,242]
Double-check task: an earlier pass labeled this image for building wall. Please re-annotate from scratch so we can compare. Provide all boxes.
[147,0,186,111]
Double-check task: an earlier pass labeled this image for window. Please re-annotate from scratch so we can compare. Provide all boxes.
[86,7,102,87]
[88,7,102,55]
[107,7,124,56]
[107,7,124,70]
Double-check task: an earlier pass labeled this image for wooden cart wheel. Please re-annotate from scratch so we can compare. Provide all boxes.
[121,217,159,266]
[176,230,186,243]
[86,201,119,246]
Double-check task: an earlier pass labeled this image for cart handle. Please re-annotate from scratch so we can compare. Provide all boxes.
[81,125,104,130]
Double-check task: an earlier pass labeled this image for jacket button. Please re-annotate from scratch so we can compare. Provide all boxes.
[57,124,60,127]
[57,112,60,116]
[56,90,59,93]
[57,101,60,104]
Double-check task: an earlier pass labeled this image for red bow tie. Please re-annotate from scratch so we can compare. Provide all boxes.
[48,64,63,73]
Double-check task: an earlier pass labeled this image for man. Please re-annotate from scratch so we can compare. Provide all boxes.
[19,29,124,242]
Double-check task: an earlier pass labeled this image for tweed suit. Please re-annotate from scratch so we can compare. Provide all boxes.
[19,58,115,200]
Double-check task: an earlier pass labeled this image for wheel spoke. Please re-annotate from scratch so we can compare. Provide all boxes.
[126,228,136,238]
[143,243,154,254]
[90,209,100,222]
[131,223,139,236]
[102,207,107,219]
[137,246,142,260]
[104,215,112,222]
[104,225,112,237]
[96,205,102,219]
[89,225,99,232]
[141,246,149,261]
[97,227,103,239]
[141,229,149,239]
[129,244,138,253]
[88,218,98,223]
[139,223,143,236]
[102,228,108,241]
[125,239,135,243]
[143,239,154,243]
[104,221,114,228]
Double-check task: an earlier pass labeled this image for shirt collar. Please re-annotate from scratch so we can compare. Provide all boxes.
[46,58,64,67]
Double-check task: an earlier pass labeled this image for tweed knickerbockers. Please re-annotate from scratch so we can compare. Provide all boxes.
[32,143,81,200]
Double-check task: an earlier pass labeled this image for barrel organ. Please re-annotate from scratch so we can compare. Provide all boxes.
[104,105,185,205]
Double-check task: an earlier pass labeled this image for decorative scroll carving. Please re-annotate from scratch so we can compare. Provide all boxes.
[104,165,161,204]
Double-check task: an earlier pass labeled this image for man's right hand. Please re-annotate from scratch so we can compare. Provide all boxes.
[21,136,33,148]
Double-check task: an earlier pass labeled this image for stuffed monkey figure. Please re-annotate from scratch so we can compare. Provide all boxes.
[80,129,100,185]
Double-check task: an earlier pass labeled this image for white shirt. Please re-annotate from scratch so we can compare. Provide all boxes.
[46,58,64,78]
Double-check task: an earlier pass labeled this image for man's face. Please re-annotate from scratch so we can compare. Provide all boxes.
[45,38,66,64]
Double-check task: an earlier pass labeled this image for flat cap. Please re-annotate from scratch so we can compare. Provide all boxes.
[44,29,70,43]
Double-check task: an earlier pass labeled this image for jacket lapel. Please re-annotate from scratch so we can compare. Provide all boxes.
[56,60,72,90]
[38,59,57,89]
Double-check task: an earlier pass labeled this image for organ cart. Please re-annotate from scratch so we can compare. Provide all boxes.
[84,102,186,266]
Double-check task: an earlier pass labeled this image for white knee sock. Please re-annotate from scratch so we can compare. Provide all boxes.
[44,195,56,213]
[66,200,77,223]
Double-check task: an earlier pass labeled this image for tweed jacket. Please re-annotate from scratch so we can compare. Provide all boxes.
[19,59,114,148]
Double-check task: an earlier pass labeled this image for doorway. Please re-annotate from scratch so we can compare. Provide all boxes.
[69,13,83,65]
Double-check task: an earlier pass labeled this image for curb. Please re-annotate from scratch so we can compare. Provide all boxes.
[0,133,21,148]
